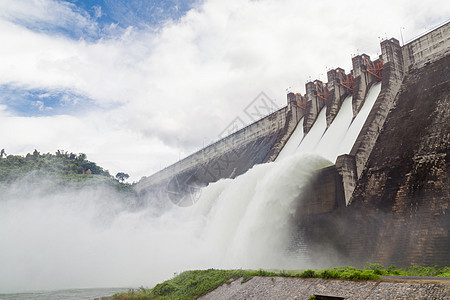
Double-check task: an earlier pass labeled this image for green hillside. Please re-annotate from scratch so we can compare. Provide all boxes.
[0,149,132,194]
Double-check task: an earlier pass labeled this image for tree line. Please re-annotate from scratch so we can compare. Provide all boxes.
[0,149,131,192]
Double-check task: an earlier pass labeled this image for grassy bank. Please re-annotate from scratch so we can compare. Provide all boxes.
[364,263,450,277]
[109,264,449,300]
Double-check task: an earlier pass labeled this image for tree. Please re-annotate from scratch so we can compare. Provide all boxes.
[0,149,5,158]
[77,153,87,162]
[115,172,130,183]
[32,149,40,158]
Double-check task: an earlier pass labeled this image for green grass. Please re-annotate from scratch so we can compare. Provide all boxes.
[111,269,258,300]
[110,267,380,300]
[110,265,450,300]
[364,263,450,277]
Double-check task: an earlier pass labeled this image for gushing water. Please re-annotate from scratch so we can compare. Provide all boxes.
[297,107,328,154]
[0,154,331,294]
[276,117,304,160]
[315,96,353,162]
[0,83,381,295]
[316,83,381,161]
[279,82,381,161]
[336,83,381,156]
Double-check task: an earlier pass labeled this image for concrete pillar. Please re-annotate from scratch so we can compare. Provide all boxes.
[350,37,404,179]
[265,92,305,162]
[381,38,404,81]
[303,81,325,135]
[351,54,378,118]
[335,154,358,205]
[334,39,404,203]
[314,79,326,109]
[287,92,305,123]
[326,68,349,127]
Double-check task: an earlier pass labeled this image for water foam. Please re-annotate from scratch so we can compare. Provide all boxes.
[0,154,330,293]
[0,83,382,293]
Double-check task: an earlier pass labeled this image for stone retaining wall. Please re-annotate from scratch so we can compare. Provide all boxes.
[200,277,450,300]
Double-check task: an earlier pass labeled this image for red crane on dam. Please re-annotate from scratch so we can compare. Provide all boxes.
[363,56,383,81]
[315,81,329,101]
[336,70,354,93]
[295,93,307,109]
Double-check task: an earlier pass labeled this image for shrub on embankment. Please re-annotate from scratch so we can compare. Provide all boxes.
[364,263,450,277]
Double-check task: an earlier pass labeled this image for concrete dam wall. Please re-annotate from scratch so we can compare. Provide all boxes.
[135,95,305,205]
[135,34,391,204]
[297,22,450,267]
[136,22,450,266]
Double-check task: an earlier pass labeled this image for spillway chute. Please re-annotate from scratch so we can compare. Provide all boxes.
[276,82,382,163]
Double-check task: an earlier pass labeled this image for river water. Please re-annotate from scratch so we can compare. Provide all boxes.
[0,288,128,300]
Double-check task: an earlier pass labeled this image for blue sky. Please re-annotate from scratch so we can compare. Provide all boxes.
[6,0,196,39]
[1,0,196,117]
[74,0,195,29]
[0,0,448,181]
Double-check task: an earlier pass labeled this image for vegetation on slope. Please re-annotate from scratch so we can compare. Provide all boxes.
[111,267,379,300]
[111,265,450,300]
[0,149,132,194]
[364,263,450,277]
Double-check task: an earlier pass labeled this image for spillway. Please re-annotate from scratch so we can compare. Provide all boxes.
[277,82,381,163]
[180,83,382,270]
[335,82,381,156]
[314,96,353,162]
[275,117,304,160]
[296,107,328,154]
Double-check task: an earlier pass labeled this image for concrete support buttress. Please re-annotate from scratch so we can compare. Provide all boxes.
[303,81,325,135]
[350,38,404,182]
[335,38,404,205]
[264,93,305,162]
[287,92,305,123]
[326,68,349,127]
[335,154,358,206]
[351,54,378,118]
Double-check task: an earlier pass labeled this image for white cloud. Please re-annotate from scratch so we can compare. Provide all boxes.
[93,5,103,19]
[0,0,449,181]
[0,0,96,36]
[32,100,52,111]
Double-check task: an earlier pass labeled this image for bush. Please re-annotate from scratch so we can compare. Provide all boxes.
[364,263,450,277]
[151,282,176,296]
[299,269,316,278]
[320,269,339,279]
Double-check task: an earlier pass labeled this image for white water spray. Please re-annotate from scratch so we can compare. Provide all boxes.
[276,117,305,160]
[0,83,381,293]
[0,154,330,293]
[279,82,381,162]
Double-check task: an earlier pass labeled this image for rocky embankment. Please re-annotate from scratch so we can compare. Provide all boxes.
[199,277,450,299]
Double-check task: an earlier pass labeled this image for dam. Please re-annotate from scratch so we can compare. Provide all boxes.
[135,22,450,267]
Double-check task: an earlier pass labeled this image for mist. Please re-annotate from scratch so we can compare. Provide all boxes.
[0,153,331,293]
[0,82,384,294]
